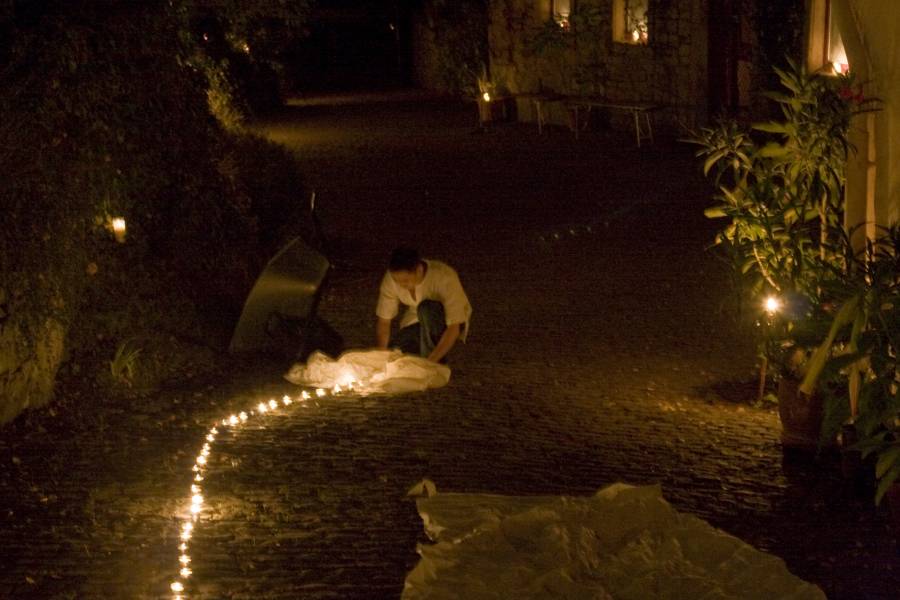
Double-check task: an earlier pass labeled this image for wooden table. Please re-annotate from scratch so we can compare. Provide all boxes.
[563,98,660,147]
[515,93,567,135]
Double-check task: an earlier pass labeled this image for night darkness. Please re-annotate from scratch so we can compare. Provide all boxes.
[0,1,898,598]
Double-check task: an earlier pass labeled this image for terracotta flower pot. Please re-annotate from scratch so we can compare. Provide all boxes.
[777,376,824,451]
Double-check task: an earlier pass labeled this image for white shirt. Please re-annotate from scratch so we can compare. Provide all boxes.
[375,260,472,341]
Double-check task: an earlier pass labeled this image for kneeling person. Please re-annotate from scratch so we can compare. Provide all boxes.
[375,247,471,363]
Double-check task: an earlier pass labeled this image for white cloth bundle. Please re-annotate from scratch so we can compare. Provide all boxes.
[403,482,825,600]
[284,349,450,394]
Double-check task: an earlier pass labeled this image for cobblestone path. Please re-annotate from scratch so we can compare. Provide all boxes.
[0,94,897,599]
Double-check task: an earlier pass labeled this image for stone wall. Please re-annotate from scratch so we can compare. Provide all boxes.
[487,0,709,133]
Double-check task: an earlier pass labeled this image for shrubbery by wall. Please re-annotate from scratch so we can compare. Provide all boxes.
[0,1,308,423]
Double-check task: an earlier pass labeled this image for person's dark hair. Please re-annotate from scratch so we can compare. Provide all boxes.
[388,246,422,272]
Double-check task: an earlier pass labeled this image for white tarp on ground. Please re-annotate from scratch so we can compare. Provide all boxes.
[403,482,825,600]
[284,349,450,394]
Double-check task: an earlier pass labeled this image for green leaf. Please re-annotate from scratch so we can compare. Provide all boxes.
[753,121,788,134]
[800,295,860,396]
[875,466,900,505]
[758,143,789,158]
[876,445,900,479]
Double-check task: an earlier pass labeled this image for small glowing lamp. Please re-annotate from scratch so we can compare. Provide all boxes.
[111,217,126,243]
[268,399,278,410]
[763,296,782,315]
[482,92,491,102]
[171,581,184,592]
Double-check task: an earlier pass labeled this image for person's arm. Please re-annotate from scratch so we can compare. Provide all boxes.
[427,322,461,363]
[376,317,392,349]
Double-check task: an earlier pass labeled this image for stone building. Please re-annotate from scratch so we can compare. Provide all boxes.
[485,0,757,133]
[831,0,900,234]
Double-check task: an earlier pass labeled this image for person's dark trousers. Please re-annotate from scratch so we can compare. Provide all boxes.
[393,300,446,358]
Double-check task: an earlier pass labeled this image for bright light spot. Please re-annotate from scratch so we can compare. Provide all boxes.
[239,411,248,421]
[180,567,192,578]
[282,395,292,405]
[179,542,188,551]
[316,388,326,397]
[194,474,203,482]
[482,92,491,102]
[301,391,310,400]
[258,402,268,413]
[111,217,126,243]
[764,296,782,315]
[171,581,184,592]
[196,455,207,465]
[268,399,278,410]
[206,434,215,442]
[179,554,191,565]
[191,484,200,494]
[229,415,239,425]
[333,384,342,394]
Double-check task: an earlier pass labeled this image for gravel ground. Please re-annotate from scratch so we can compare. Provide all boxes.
[0,92,897,599]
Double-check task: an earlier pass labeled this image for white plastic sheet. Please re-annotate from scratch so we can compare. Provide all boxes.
[403,482,825,600]
[284,349,450,394]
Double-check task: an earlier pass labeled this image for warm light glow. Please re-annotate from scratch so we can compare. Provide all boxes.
[764,296,782,315]
[316,388,326,397]
[180,567,192,578]
[229,415,239,425]
[239,411,248,421]
[301,391,310,400]
[482,92,491,102]
[179,554,191,565]
[268,399,278,410]
[258,402,268,413]
[282,395,292,405]
[111,217,126,243]
[171,581,184,592]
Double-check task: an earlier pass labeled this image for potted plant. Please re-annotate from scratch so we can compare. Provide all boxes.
[687,61,871,451]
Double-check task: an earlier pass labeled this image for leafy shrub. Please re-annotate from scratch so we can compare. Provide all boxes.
[0,1,311,421]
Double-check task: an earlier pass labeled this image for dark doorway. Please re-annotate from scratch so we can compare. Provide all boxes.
[286,1,414,93]
[707,0,741,117]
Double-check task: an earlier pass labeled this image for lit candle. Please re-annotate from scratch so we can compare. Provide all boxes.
[764,295,782,315]
[111,217,126,243]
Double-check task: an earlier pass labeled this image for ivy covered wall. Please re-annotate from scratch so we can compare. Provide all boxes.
[487,0,709,131]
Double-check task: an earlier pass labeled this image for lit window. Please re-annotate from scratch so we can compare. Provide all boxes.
[551,0,572,30]
[807,0,848,74]
[613,0,648,45]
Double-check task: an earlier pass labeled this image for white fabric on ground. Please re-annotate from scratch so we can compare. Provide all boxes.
[403,482,824,600]
[284,349,450,394]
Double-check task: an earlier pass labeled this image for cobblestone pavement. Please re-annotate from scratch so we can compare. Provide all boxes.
[1,93,898,599]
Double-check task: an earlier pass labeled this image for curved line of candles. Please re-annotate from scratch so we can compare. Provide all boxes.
[169,379,354,598]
